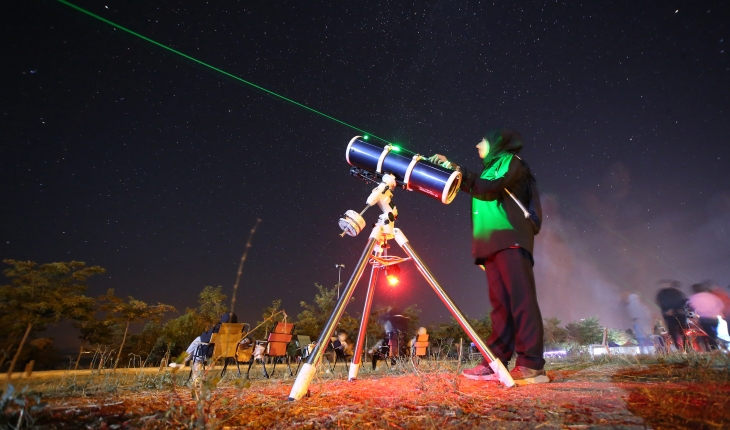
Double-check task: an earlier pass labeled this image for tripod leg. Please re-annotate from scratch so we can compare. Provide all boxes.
[349,263,380,381]
[395,229,515,388]
[288,237,377,401]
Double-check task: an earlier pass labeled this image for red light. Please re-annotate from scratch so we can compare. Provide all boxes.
[385,264,401,287]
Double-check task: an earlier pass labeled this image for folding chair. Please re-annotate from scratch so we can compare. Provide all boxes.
[247,321,295,378]
[213,323,249,377]
[468,344,482,362]
[444,338,456,359]
[294,335,313,375]
[322,337,337,371]
[187,342,211,383]
[187,322,247,382]
[371,337,391,370]
[235,338,255,370]
[331,339,352,371]
[410,333,429,365]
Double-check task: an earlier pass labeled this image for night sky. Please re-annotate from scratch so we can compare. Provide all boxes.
[2,1,729,346]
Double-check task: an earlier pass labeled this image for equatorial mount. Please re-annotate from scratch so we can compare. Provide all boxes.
[338,173,399,238]
[288,172,515,401]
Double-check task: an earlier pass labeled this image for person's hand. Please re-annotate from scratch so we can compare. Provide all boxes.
[428,154,457,170]
[428,154,449,164]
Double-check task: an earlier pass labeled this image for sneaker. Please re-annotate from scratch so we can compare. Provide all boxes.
[461,362,499,381]
[169,358,191,368]
[509,366,549,385]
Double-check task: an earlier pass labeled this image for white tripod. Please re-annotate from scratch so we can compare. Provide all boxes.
[288,174,514,401]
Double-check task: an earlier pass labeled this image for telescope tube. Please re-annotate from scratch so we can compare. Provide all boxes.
[346,137,461,204]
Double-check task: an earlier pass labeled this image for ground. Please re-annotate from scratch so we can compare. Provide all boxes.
[3,354,730,429]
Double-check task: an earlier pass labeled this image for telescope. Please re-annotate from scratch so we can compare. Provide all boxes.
[288,136,515,401]
[345,136,462,204]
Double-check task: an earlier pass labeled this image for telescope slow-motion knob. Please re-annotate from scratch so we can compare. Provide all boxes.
[339,210,366,237]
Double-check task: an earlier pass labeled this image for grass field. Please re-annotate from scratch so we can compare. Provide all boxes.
[3,352,730,429]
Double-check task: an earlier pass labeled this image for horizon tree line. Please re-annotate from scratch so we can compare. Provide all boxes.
[1,259,618,374]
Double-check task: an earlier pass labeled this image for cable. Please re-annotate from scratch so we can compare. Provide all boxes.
[55,0,393,146]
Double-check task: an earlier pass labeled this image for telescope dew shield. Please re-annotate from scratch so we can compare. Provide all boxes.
[345,137,461,204]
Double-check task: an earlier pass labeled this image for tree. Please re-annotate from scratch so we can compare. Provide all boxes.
[125,321,165,364]
[72,317,114,370]
[543,317,569,350]
[607,328,631,346]
[99,289,175,370]
[429,314,492,351]
[402,304,422,335]
[296,283,357,339]
[157,310,201,352]
[565,316,604,346]
[253,299,287,337]
[197,286,228,329]
[0,260,104,379]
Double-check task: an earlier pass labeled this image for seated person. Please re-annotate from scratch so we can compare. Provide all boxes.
[251,341,267,362]
[368,336,389,370]
[333,329,353,361]
[300,340,316,359]
[182,312,239,365]
[235,336,255,363]
[408,327,428,352]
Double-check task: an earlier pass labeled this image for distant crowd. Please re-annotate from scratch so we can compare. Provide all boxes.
[624,280,730,353]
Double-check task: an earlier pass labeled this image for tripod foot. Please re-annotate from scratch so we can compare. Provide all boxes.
[488,360,515,388]
[347,362,361,382]
[288,363,316,401]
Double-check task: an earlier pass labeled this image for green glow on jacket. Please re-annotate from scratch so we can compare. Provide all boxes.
[472,153,514,242]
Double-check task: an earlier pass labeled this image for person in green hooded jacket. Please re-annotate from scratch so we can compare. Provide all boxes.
[429,128,547,385]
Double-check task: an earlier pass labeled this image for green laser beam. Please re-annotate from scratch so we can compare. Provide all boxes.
[57,1,688,286]
[55,0,393,145]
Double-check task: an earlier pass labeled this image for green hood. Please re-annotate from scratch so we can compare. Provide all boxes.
[483,128,523,166]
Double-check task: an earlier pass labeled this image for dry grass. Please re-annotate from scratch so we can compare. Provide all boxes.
[3,352,730,429]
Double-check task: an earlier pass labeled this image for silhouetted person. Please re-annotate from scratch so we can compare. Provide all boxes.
[623,293,653,354]
[430,128,547,384]
[655,285,688,350]
[708,283,730,319]
[378,308,409,358]
[689,283,723,349]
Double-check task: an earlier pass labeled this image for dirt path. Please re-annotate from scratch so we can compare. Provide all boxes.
[28,364,730,428]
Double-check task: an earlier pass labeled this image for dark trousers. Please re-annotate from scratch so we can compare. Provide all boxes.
[699,317,719,349]
[484,248,545,370]
[662,313,687,349]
